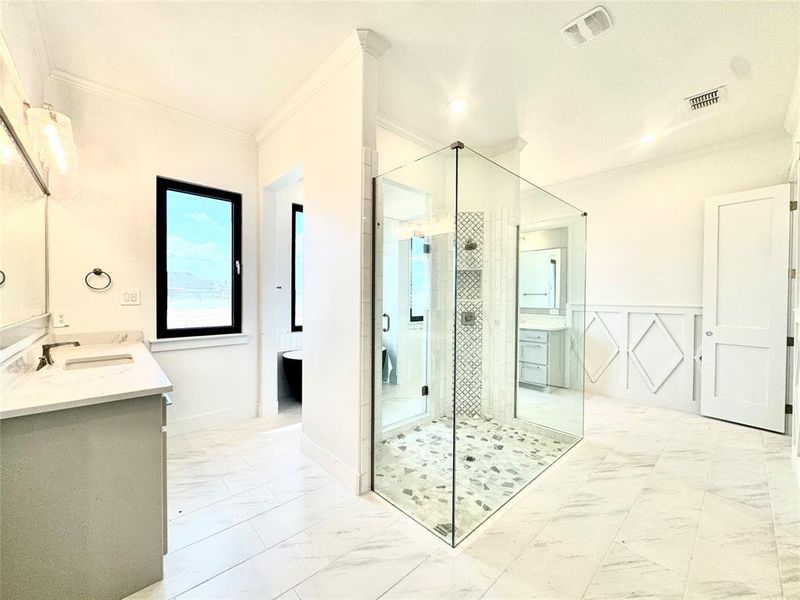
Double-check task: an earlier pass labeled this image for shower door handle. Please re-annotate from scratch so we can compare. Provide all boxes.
[382,313,391,332]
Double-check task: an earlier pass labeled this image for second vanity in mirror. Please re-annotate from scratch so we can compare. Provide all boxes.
[515,217,584,439]
[518,225,569,390]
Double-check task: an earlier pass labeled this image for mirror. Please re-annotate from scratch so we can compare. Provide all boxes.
[0,119,48,329]
[519,226,567,314]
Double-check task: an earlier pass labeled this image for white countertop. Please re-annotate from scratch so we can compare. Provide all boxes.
[1,342,173,420]
[519,315,568,331]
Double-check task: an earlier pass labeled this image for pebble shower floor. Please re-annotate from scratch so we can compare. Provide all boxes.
[374,417,579,542]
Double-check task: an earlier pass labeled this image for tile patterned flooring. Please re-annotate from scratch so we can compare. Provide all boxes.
[127,395,799,600]
[374,417,576,543]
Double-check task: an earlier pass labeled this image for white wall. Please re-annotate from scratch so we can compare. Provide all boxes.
[258,31,382,493]
[550,133,793,308]
[547,133,792,412]
[44,78,259,435]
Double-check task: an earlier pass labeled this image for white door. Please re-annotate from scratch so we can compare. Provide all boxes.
[701,184,790,433]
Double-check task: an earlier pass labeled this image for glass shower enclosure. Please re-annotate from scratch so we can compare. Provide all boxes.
[372,142,586,546]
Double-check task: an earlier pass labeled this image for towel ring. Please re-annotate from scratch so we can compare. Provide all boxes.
[85,268,112,291]
[0,270,5,286]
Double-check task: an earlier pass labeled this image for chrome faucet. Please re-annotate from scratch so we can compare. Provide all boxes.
[37,341,81,370]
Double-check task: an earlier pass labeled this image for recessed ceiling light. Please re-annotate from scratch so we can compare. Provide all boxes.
[640,133,656,144]
[448,99,468,114]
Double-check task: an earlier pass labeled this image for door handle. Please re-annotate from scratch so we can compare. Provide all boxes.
[705,331,713,337]
[382,313,390,333]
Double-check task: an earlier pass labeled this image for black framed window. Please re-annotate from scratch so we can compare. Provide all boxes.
[409,236,429,322]
[291,203,304,332]
[156,177,242,338]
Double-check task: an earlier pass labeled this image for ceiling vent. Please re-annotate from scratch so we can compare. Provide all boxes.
[561,6,613,47]
[686,87,726,112]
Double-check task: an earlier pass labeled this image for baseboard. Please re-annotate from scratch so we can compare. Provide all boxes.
[258,398,279,418]
[167,403,258,437]
[586,382,699,414]
[299,432,361,495]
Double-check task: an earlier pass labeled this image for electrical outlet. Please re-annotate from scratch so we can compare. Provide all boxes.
[53,311,69,328]
[122,289,141,306]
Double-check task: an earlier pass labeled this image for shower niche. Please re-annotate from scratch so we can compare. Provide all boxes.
[372,142,586,546]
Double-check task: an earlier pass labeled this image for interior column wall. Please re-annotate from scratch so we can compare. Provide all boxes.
[258,32,381,493]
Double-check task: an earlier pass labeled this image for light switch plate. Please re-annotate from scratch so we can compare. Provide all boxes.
[122,289,141,306]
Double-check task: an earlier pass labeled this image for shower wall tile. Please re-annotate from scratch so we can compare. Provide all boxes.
[482,207,519,424]
[360,147,379,494]
[429,233,455,419]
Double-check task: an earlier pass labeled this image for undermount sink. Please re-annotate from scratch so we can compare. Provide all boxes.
[63,354,134,370]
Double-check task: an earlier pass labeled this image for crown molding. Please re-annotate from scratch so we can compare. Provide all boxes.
[47,69,256,143]
[257,29,390,145]
[476,136,528,157]
[356,29,390,59]
[376,113,447,151]
[544,128,791,189]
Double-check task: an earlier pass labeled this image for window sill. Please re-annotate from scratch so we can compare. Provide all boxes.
[149,333,250,353]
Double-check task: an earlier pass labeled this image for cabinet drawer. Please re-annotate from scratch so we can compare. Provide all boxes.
[519,341,547,365]
[520,329,548,343]
[519,363,547,385]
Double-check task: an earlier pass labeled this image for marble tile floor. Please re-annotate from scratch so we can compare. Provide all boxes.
[127,393,799,600]
[516,384,583,437]
[374,417,577,543]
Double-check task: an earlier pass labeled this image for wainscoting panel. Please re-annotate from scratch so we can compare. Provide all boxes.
[579,305,703,413]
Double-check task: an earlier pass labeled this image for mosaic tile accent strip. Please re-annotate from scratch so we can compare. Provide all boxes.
[456,270,482,300]
[455,211,485,417]
[456,212,484,271]
[374,416,575,543]
[455,299,483,416]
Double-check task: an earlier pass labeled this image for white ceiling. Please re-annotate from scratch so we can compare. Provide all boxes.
[30,1,800,184]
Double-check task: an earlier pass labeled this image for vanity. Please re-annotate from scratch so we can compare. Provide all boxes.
[0,51,173,600]
[0,336,173,600]
[519,318,567,388]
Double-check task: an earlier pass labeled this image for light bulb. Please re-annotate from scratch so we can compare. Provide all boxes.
[448,99,468,114]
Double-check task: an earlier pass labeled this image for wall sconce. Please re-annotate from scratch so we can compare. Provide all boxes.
[26,103,77,175]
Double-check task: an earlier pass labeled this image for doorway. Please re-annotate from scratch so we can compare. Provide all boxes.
[259,167,304,422]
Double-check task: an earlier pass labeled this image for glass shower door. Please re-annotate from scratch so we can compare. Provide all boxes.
[373,147,456,542]
[380,223,429,430]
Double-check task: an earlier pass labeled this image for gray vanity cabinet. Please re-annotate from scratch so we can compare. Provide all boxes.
[0,395,166,600]
[518,328,566,388]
